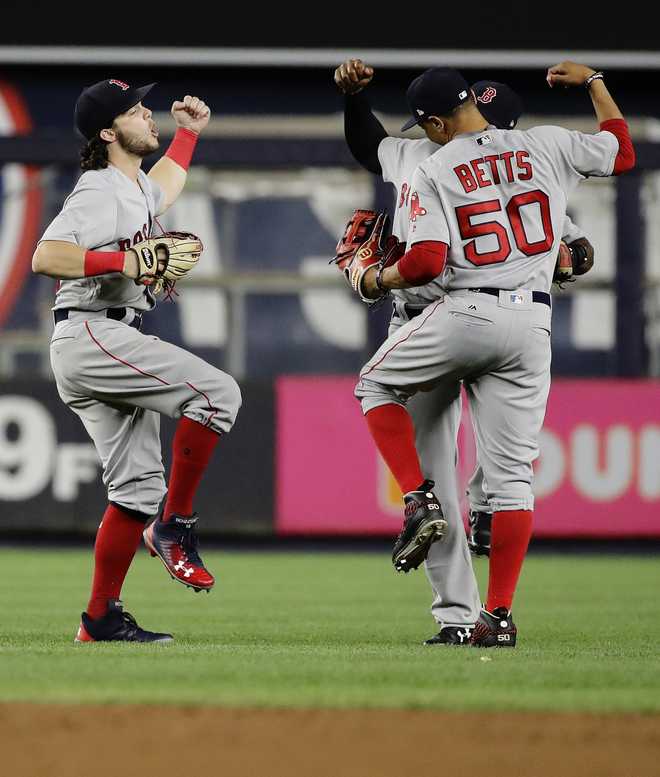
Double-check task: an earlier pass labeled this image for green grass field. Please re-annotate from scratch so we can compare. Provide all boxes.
[0,547,658,712]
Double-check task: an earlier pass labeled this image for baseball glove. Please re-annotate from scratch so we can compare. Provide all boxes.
[130,231,203,295]
[552,238,594,288]
[331,209,401,304]
[552,240,574,286]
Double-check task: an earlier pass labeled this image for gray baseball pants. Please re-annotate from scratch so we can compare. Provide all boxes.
[388,300,480,628]
[358,289,551,612]
[50,309,242,516]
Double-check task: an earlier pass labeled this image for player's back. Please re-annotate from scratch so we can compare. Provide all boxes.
[411,125,616,292]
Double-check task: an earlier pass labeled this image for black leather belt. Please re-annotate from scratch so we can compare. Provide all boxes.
[468,288,551,307]
[53,307,143,329]
[404,304,426,320]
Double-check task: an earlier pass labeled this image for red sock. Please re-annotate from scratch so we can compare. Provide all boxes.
[366,404,424,494]
[86,504,145,619]
[486,510,533,613]
[162,417,220,521]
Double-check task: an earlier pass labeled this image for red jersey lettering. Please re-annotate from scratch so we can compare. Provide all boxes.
[469,158,491,189]
[483,155,501,185]
[399,182,410,209]
[454,164,478,193]
[516,150,533,180]
[500,151,515,183]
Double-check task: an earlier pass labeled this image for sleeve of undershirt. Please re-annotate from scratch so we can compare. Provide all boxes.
[344,92,387,175]
[397,241,447,285]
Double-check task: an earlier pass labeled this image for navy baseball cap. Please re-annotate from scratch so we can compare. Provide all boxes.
[74,79,156,140]
[471,81,523,129]
[401,67,471,131]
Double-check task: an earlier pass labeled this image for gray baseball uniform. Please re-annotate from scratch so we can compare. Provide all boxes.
[379,135,480,627]
[42,165,241,516]
[358,126,617,524]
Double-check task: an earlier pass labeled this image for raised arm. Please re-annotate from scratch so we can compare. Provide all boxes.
[148,95,210,212]
[546,61,625,123]
[335,59,387,175]
[546,61,634,174]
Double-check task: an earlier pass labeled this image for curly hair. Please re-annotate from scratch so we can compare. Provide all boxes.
[80,135,109,171]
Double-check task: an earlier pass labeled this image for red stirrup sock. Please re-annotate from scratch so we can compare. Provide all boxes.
[162,417,220,522]
[365,404,424,495]
[486,510,534,613]
[86,504,146,620]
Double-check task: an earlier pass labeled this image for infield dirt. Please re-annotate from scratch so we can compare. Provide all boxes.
[2,704,658,777]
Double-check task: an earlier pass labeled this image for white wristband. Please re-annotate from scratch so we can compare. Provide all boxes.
[584,71,604,89]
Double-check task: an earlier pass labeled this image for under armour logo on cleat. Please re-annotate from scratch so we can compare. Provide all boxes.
[174,560,194,578]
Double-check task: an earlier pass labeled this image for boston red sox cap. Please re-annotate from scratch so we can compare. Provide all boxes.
[471,80,523,129]
[401,67,471,131]
[74,79,156,140]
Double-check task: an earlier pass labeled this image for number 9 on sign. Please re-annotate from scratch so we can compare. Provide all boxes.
[0,396,56,500]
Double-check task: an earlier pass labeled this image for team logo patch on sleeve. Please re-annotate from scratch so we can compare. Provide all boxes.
[409,192,427,222]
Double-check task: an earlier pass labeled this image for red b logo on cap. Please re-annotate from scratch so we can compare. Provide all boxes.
[109,79,130,91]
[477,87,497,104]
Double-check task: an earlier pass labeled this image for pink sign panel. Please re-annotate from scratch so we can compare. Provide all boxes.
[276,377,660,538]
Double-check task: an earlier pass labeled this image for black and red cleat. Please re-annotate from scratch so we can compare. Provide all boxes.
[469,607,517,648]
[424,625,474,646]
[74,599,173,643]
[392,480,447,573]
[143,513,215,592]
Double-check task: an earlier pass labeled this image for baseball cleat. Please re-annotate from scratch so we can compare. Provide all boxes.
[467,510,492,557]
[392,480,447,573]
[424,625,474,646]
[469,607,517,648]
[143,513,215,592]
[74,599,173,643]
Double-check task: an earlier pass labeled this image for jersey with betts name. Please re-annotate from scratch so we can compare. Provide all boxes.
[407,125,618,293]
[40,166,166,311]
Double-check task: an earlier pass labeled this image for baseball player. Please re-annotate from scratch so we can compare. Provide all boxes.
[335,61,595,645]
[344,61,634,646]
[32,80,242,643]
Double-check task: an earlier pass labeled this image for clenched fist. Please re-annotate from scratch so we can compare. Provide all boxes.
[546,61,597,88]
[334,59,374,95]
[171,95,211,135]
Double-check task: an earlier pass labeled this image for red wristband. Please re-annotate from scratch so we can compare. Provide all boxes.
[165,127,199,171]
[84,250,125,277]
